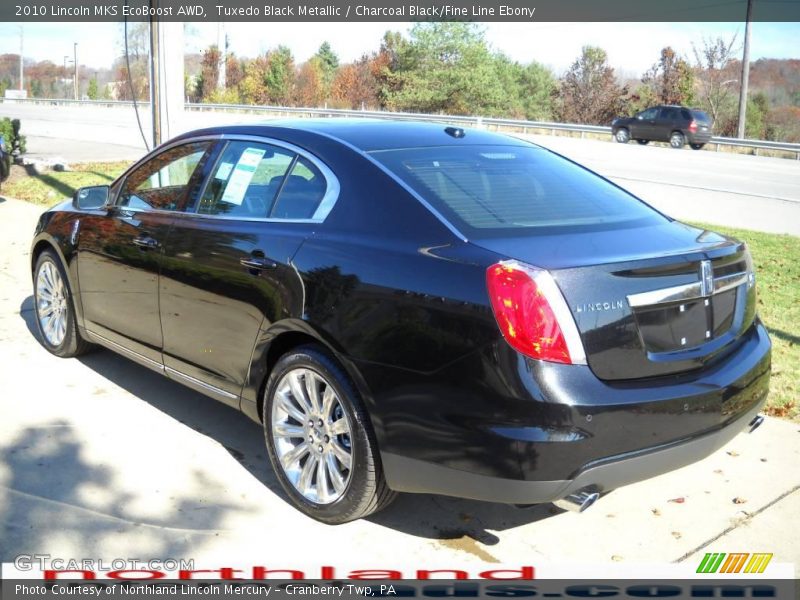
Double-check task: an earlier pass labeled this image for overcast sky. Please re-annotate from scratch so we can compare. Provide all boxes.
[1,21,798,76]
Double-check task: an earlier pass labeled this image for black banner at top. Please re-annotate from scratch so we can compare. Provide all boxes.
[3,0,800,22]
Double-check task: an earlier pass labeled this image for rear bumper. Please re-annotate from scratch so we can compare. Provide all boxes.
[374,321,771,503]
[688,131,712,144]
[383,400,763,504]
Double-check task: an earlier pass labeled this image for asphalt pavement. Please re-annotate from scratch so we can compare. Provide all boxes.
[1,195,799,576]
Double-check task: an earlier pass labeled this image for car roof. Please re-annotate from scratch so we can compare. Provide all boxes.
[173,118,533,152]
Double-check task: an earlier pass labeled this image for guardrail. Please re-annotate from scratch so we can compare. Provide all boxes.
[4,97,799,158]
[188,103,800,159]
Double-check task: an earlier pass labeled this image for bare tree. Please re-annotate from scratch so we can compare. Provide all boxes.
[692,35,740,123]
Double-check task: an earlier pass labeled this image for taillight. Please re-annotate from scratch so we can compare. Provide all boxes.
[688,120,698,133]
[486,260,586,365]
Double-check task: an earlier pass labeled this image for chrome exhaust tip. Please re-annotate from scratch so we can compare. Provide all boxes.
[748,415,765,433]
[553,490,600,513]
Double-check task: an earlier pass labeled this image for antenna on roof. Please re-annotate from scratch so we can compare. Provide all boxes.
[444,126,466,139]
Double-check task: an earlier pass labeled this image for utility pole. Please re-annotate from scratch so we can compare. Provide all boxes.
[18,26,24,92]
[73,42,79,100]
[149,10,162,147]
[736,0,753,139]
[63,56,71,99]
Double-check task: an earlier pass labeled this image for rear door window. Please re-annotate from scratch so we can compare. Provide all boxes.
[371,145,666,238]
[269,157,327,220]
[197,141,295,217]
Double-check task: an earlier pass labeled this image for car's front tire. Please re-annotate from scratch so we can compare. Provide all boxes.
[33,249,92,358]
[670,132,685,148]
[614,129,630,144]
[690,143,705,150]
[263,345,397,524]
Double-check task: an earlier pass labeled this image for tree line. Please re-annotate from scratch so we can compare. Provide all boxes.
[1,23,798,142]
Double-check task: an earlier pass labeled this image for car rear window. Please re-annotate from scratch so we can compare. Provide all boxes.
[691,110,712,124]
[370,145,666,237]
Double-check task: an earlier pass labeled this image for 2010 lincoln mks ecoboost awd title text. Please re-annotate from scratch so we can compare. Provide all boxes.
[30,120,770,523]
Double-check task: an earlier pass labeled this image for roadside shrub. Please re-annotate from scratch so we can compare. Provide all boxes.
[0,117,26,155]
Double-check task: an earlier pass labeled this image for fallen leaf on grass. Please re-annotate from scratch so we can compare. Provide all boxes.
[611,555,623,562]
[727,450,740,457]
[671,531,682,539]
[651,508,661,516]
[733,497,748,504]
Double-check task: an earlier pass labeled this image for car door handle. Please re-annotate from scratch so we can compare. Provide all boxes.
[240,256,277,270]
[132,235,160,249]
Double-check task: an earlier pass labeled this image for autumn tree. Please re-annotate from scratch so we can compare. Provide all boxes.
[557,46,628,124]
[643,46,695,105]
[331,54,381,109]
[195,45,221,102]
[294,57,326,107]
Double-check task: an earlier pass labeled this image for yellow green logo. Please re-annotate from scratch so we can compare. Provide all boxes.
[696,553,773,574]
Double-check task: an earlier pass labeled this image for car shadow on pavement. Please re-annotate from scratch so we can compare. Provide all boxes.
[19,296,562,545]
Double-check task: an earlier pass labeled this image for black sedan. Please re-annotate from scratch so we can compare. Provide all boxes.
[30,120,770,523]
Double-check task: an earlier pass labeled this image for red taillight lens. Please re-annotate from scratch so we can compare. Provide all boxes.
[486,261,575,364]
[688,120,698,133]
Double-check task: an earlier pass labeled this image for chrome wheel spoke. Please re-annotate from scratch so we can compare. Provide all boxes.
[325,452,346,495]
[274,422,304,438]
[298,454,317,493]
[330,440,352,470]
[304,371,323,413]
[329,418,349,436]
[288,370,312,412]
[316,456,330,503]
[276,389,306,424]
[280,442,309,470]
[321,386,336,420]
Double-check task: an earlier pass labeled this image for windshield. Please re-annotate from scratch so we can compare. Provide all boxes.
[371,145,667,238]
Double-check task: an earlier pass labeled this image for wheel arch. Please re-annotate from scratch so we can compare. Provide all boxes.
[245,320,376,436]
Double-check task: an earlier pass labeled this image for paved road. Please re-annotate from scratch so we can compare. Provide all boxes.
[4,102,800,235]
[1,196,799,576]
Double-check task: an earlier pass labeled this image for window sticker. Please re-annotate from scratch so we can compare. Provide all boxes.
[215,162,234,181]
[220,147,266,205]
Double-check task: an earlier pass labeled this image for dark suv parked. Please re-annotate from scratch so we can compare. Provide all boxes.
[612,105,713,149]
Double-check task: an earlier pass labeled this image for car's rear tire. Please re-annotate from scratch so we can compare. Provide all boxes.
[614,129,630,144]
[263,345,397,524]
[670,132,685,148]
[33,249,93,358]
[636,139,649,145]
[690,143,705,150]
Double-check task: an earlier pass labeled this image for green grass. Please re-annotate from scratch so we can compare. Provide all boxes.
[2,161,131,205]
[4,162,798,419]
[691,222,799,420]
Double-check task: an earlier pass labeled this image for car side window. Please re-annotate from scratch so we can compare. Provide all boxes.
[640,108,658,120]
[197,141,295,217]
[118,142,212,212]
[269,157,327,220]
[660,108,678,120]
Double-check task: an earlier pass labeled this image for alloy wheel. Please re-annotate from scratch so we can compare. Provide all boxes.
[270,367,353,504]
[36,260,68,347]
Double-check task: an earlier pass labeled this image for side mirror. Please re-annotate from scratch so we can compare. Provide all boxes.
[73,185,109,210]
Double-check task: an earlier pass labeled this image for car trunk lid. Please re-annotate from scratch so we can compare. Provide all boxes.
[472,221,757,380]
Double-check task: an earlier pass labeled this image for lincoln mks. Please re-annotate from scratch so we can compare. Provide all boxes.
[30,120,770,523]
